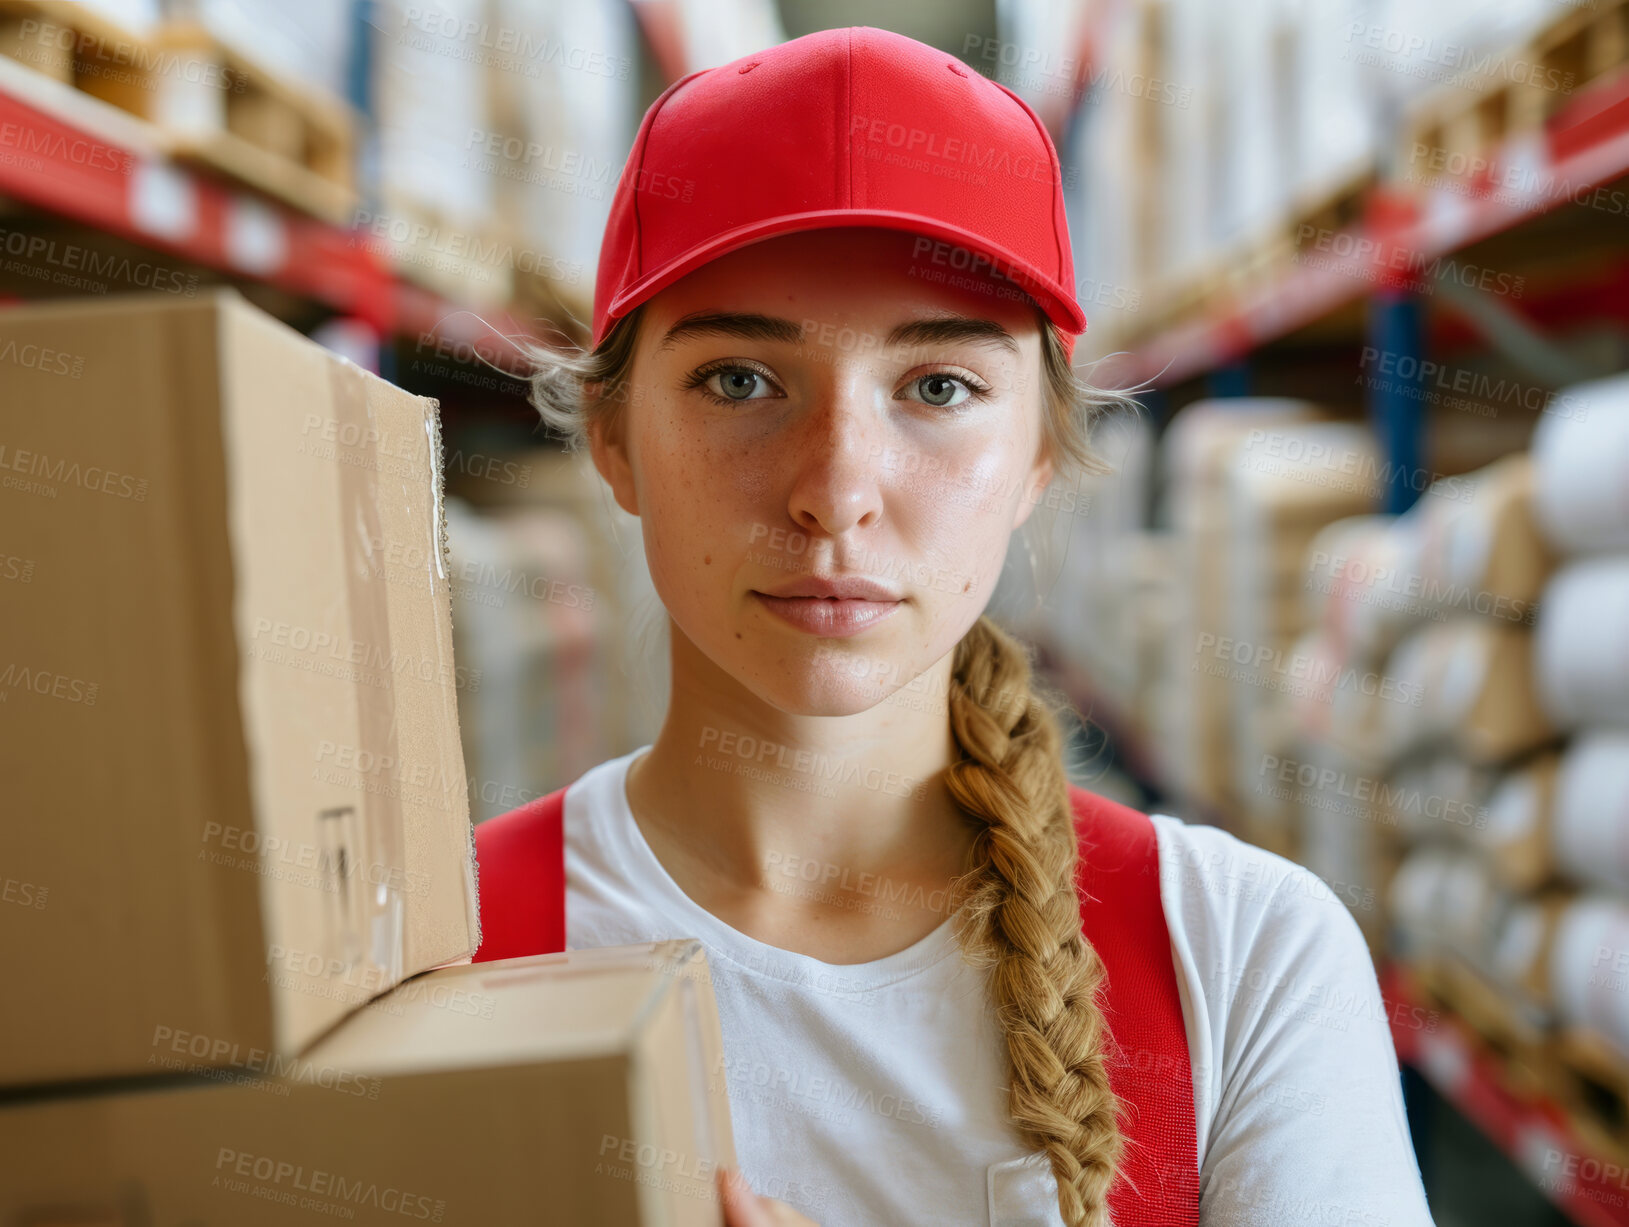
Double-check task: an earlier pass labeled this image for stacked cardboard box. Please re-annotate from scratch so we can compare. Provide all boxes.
[0,289,480,1084]
[0,291,734,1220]
[1280,453,1557,949]
[0,940,737,1224]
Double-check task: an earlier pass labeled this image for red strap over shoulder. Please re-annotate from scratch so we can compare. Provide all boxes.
[471,785,569,961]
[470,780,1199,1223]
[1069,785,1200,1225]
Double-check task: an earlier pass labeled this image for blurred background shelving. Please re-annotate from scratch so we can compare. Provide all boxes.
[4,1,1629,1222]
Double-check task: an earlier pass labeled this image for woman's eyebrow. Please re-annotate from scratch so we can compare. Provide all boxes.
[656,311,1020,354]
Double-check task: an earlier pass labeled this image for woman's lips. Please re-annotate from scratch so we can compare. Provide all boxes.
[751,592,903,638]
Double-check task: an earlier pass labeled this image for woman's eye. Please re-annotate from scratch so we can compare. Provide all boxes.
[905,373,982,409]
[701,366,777,402]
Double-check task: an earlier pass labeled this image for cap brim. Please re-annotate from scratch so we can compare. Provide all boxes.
[601,209,1086,350]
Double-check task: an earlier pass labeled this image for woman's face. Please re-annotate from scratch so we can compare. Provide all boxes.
[591,226,1054,717]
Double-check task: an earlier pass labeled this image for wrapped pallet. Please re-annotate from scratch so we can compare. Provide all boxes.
[1388,843,1511,974]
[1535,556,1629,729]
[1156,398,1326,815]
[371,0,512,307]
[1465,751,1558,892]
[483,0,641,316]
[1301,513,1414,665]
[170,0,355,102]
[1531,373,1629,555]
[1225,421,1382,846]
[1378,618,1555,767]
[1546,895,1629,1061]
[1405,453,1552,626]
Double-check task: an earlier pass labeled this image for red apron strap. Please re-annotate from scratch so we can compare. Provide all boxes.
[471,785,569,962]
[1070,785,1201,1225]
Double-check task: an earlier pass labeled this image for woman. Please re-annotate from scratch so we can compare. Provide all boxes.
[473,26,1436,1227]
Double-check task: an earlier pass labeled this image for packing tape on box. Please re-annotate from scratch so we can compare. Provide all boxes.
[329,360,406,985]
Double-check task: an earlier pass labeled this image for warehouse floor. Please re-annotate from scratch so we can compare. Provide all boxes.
[1412,1075,1572,1226]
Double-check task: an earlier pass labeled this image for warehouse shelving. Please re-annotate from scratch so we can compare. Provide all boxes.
[1385,963,1629,1227]
[1102,68,1629,390]
[1095,62,1629,514]
[0,32,554,371]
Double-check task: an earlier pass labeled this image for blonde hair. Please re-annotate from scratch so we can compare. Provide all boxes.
[522,299,1139,1226]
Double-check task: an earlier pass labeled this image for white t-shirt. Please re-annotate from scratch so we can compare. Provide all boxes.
[563,746,1437,1226]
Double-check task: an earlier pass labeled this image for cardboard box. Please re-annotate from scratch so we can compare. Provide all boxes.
[0,289,479,1087]
[0,941,735,1227]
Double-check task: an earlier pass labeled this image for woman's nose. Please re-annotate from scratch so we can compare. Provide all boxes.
[782,391,889,540]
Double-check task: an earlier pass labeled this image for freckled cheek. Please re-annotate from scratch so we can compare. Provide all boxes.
[638,451,757,606]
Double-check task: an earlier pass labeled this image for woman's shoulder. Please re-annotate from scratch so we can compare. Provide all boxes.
[1144,811,1385,1037]
[1147,812,1371,938]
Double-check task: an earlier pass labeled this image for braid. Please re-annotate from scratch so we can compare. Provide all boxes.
[945,615,1123,1226]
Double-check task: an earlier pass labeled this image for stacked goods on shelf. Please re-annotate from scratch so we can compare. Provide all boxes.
[167,0,356,103]
[370,0,513,307]
[1196,0,1299,296]
[1530,372,1629,556]
[0,289,479,1085]
[0,0,361,222]
[1360,386,1629,1153]
[1223,420,1382,856]
[1279,453,1556,946]
[1277,513,1402,947]
[1021,409,1156,723]
[446,495,605,822]
[1151,398,1330,820]
[1387,842,1561,1098]
[480,0,641,330]
[0,0,163,115]
[1519,378,1629,1150]
[445,446,662,817]
[140,14,359,220]
[1,940,739,1225]
[1395,0,1629,198]
[1284,0,1380,234]
[1066,0,1172,353]
[1153,0,1226,317]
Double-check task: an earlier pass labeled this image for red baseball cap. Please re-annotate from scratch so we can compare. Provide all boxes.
[592,26,1087,361]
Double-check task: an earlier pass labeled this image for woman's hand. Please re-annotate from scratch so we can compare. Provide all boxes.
[716,1164,822,1226]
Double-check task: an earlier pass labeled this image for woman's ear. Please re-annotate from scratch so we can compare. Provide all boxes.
[1011,450,1054,532]
[587,406,640,518]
